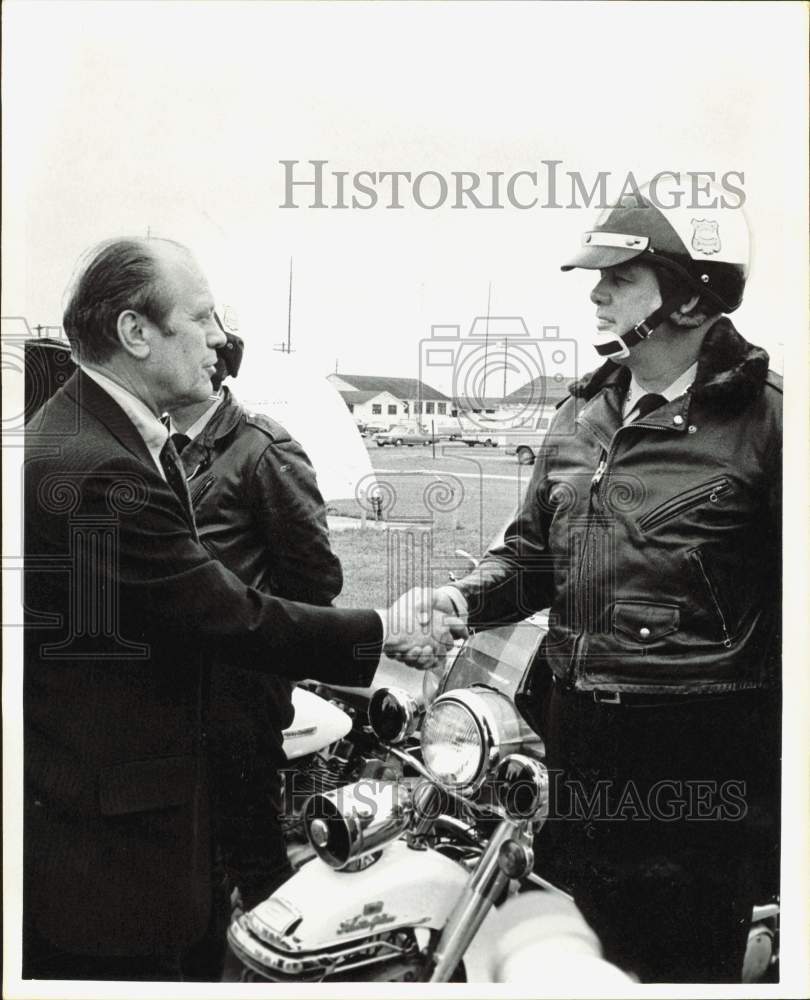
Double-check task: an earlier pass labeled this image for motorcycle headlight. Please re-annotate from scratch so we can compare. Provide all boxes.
[493,754,549,820]
[421,698,486,789]
[368,687,421,743]
[421,688,536,792]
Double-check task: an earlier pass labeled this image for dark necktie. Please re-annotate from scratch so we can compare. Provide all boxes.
[632,392,667,421]
[170,432,191,455]
[159,437,198,539]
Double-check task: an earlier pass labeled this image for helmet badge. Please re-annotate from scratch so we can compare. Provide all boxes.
[691,219,721,255]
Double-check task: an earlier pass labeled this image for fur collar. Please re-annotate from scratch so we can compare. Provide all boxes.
[567,317,770,410]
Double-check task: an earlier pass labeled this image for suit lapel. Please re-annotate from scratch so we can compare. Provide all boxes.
[66,369,156,468]
[63,370,200,538]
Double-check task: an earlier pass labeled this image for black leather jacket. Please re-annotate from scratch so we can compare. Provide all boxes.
[180,387,343,736]
[456,319,782,694]
[178,387,343,905]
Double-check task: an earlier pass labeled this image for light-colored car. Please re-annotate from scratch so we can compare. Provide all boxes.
[358,421,388,437]
[374,424,433,447]
[459,431,500,448]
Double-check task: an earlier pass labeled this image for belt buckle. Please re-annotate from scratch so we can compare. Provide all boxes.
[593,690,622,705]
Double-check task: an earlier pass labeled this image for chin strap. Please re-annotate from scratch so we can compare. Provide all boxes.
[594,291,695,359]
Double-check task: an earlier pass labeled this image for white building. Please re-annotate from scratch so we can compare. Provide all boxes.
[338,389,404,427]
[329,374,452,430]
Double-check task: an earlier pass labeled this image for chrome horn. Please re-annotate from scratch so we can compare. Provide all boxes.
[303,780,413,870]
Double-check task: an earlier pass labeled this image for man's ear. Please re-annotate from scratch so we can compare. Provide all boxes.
[677,294,700,316]
[670,294,707,328]
[117,310,151,359]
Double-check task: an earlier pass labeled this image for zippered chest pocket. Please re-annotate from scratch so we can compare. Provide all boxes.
[637,477,731,533]
[190,473,217,506]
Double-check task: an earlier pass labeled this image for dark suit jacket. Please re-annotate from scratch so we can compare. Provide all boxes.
[23,370,382,956]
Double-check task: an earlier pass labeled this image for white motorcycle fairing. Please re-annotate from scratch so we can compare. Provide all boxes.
[228,839,498,981]
[281,686,352,760]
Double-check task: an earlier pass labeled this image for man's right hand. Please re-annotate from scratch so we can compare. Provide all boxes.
[380,587,466,670]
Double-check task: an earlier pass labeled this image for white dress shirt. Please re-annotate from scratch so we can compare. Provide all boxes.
[80,365,169,479]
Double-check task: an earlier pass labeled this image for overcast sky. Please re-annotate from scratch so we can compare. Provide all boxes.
[3,1,807,399]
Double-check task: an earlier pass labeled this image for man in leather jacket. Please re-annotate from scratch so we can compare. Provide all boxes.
[434,180,781,982]
[169,331,341,916]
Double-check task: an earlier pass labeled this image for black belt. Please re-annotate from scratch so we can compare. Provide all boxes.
[587,688,747,709]
[550,676,751,709]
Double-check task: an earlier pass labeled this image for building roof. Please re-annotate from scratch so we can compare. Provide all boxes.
[339,390,388,404]
[504,375,572,405]
[333,374,450,401]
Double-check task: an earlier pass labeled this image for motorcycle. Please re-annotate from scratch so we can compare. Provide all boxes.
[232,612,780,984]
[279,677,420,868]
[228,612,566,982]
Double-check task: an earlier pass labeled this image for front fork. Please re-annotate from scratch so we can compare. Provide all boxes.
[429,816,532,982]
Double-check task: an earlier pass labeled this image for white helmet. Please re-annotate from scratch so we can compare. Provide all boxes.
[562,175,751,357]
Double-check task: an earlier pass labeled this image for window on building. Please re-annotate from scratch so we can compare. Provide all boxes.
[438,402,446,415]
[372,404,382,415]
[414,402,422,414]
[388,404,397,415]
[425,402,435,414]
[451,408,458,417]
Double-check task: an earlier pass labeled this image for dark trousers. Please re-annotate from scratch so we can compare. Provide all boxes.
[206,665,294,913]
[23,874,231,982]
[210,746,293,912]
[537,682,780,983]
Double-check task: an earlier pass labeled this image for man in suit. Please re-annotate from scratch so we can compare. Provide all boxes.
[23,236,453,980]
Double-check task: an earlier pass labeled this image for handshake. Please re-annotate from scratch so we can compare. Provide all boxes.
[378,587,468,670]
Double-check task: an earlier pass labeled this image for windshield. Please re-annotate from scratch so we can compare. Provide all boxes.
[440,613,548,699]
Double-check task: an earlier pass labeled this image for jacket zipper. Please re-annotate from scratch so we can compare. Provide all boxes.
[638,478,731,533]
[691,550,733,648]
[190,473,216,506]
[572,422,670,681]
[569,448,608,677]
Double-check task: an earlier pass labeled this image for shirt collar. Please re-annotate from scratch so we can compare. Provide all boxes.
[171,392,224,442]
[623,362,698,419]
[80,365,168,476]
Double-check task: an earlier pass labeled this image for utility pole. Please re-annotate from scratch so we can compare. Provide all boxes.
[274,257,295,353]
[482,282,492,404]
[286,256,293,354]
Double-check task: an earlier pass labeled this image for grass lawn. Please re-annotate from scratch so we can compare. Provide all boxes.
[330,443,534,609]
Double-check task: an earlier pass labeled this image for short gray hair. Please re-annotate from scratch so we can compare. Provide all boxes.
[62,237,191,364]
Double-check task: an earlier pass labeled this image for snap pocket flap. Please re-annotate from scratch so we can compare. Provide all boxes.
[98,755,197,816]
[613,602,680,643]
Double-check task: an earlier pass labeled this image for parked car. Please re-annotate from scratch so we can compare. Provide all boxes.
[504,415,552,464]
[459,431,499,448]
[360,422,388,437]
[456,415,503,449]
[374,424,433,447]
